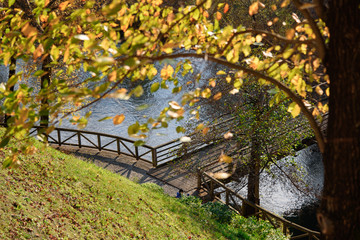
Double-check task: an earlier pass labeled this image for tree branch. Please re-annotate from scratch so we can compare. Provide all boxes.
[220,29,315,55]
[291,0,326,60]
[137,53,326,153]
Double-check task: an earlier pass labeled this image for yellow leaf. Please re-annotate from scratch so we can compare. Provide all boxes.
[201,88,211,98]
[223,3,229,13]
[203,11,209,18]
[216,11,222,20]
[219,151,233,163]
[76,25,82,33]
[288,103,301,118]
[281,0,290,7]
[249,2,259,16]
[196,123,205,131]
[286,29,295,40]
[40,15,49,22]
[73,115,80,121]
[315,86,323,96]
[59,1,70,11]
[113,114,125,125]
[209,80,216,87]
[63,47,70,62]
[202,127,210,135]
[33,44,44,59]
[160,65,174,80]
[326,88,330,96]
[313,58,320,71]
[21,23,38,38]
[108,71,117,82]
[256,35,262,43]
[213,92,222,101]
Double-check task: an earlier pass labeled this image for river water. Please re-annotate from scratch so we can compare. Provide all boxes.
[1,58,323,231]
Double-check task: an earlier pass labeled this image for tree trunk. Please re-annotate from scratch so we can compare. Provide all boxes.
[318,1,360,239]
[243,135,260,216]
[40,55,51,127]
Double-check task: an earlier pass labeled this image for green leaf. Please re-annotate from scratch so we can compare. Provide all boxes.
[204,0,212,9]
[288,102,301,118]
[193,9,200,20]
[128,122,140,136]
[150,82,160,93]
[134,140,145,147]
[34,70,45,76]
[0,136,10,148]
[2,157,12,168]
[98,116,113,122]
[8,0,15,7]
[136,104,150,111]
[176,126,185,133]
[133,85,144,97]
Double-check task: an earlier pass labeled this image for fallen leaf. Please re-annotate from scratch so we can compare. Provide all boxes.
[180,136,191,142]
[224,132,233,139]
[219,151,233,163]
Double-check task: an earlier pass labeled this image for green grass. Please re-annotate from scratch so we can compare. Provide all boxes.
[0,130,288,239]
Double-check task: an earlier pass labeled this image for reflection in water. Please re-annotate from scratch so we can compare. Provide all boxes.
[228,144,323,230]
[59,56,222,146]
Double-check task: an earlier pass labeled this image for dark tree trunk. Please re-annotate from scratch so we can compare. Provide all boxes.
[318,1,360,239]
[40,56,51,127]
[243,135,260,216]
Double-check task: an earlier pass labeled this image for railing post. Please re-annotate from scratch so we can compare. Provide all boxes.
[152,148,157,167]
[210,180,215,200]
[97,134,101,151]
[117,138,120,155]
[57,129,61,146]
[283,223,287,235]
[197,170,202,191]
[225,189,229,205]
[135,146,139,160]
[241,200,245,216]
[78,132,81,148]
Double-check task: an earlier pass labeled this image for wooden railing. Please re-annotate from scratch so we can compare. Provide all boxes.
[151,116,238,166]
[20,125,156,167]
[197,171,321,240]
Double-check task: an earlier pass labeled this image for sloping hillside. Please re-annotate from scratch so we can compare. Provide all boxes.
[0,130,287,239]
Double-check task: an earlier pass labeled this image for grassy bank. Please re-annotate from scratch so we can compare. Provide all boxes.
[0,130,287,239]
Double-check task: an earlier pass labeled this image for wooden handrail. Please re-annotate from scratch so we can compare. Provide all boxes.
[199,171,321,239]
